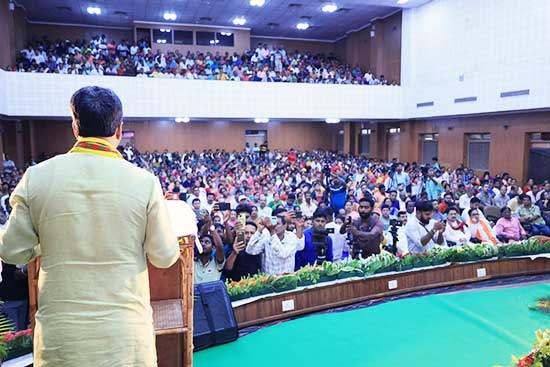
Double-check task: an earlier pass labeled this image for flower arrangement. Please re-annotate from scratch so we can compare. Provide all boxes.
[225,239,550,302]
[497,329,550,367]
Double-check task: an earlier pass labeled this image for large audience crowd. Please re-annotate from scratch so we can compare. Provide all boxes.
[6,35,396,85]
[3,146,548,287]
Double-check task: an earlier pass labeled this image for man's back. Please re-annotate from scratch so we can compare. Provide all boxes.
[0,152,179,366]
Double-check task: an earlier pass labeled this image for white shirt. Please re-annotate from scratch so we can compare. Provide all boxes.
[461,207,486,223]
[325,222,346,261]
[300,201,318,218]
[245,229,304,275]
[257,205,272,219]
[405,217,446,253]
[444,220,472,247]
[459,194,472,210]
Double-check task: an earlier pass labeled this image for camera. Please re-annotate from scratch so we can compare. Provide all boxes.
[384,219,402,255]
[323,165,331,176]
[311,228,330,265]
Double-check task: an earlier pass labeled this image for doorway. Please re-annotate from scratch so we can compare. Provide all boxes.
[387,127,400,161]
[245,130,267,151]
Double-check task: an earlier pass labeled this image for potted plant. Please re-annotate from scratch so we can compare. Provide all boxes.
[271,274,299,292]
[249,274,274,297]
[297,265,322,286]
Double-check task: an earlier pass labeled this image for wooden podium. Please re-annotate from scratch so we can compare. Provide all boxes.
[27,237,195,367]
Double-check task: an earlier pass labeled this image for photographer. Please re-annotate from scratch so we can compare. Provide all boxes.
[339,197,384,259]
[295,210,334,269]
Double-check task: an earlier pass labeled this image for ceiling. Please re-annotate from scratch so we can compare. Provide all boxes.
[17,0,431,41]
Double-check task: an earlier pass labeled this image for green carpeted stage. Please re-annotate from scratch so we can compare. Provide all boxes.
[195,282,550,367]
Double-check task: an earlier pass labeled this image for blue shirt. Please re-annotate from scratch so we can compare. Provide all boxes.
[389,172,410,191]
[295,228,334,270]
[329,184,347,211]
[425,179,443,201]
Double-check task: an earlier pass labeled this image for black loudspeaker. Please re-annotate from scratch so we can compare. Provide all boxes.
[193,280,238,351]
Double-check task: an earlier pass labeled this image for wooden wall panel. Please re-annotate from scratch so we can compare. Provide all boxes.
[26,23,133,44]
[25,120,337,159]
[399,112,550,181]
[334,12,402,84]
[0,0,12,68]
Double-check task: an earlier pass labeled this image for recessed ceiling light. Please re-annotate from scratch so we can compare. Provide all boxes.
[322,3,338,13]
[163,12,177,21]
[250,0,265,7]
[86,6,101,15]
[156,39,167,44]
[233,17,247,26]
[220,32,232,36]
[175,117,190,123]
[296,22,310,30]
[397,0,409,4]
[325,118,340,124]
[254,118,269,123]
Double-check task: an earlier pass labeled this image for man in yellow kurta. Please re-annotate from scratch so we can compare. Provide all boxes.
[0,86,180,366]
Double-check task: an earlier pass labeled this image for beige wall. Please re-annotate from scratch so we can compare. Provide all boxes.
[335,12,402,83]
[250,37,336,55]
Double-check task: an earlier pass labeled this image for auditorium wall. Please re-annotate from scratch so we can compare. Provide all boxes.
[0,0,25,68]
[0,0,11,69]
[20,120,337,161]
[250,37,336,56]
[26,23,134,45]
[335,11,401,84]
[397,112,550,182]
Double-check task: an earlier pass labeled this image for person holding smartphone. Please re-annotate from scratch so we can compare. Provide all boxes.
[223,221,262,281]
[245,208,305,275]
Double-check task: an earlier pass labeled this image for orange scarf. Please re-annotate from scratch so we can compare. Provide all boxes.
[469,218,497,244]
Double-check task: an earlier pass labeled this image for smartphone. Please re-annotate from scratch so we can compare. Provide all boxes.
[326,228,335,234]
[270,216,278,225]
[217,202,231,211]
[238,213,247,227]
[236,232,245,243]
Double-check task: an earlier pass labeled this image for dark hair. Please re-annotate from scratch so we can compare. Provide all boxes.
[520,194,531,201]
[244,221,258,229]
[415,201,433,212]
[235,203,252,215]
[446,206,459,214]
[312,209,326,220]
[397,211,407,217]
[272,208,286,217]
[470,197,481,204]
[70,86,123,137]
[500,206,511,214]
[199,234,214,243]
[358,197,375,207]
[468,208,479,217]
[380,204,390,210]
[192,198,200,204]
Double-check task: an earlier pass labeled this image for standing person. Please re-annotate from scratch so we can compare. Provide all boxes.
[0,86,180,366]
[340,197,384,258]
[0,262,29,331]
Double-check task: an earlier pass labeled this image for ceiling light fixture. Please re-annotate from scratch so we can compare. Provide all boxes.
[321,3,338,13]
[397,0,409,4]
[86,6,101,15]
[296,22,310,30]
[175,117,190,123]
[156,39,167,44]
[249,0,266,7]
[163,12,177,21]
[220,32,232,36]
[232,17,247,26]
[254,118,269,123]
[325,118,340,124]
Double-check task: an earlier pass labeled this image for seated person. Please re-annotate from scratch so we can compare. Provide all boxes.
[518,194,550,236]
[467,208,497,245]
[495,207,527,243]
[223,221,262,281]
[379,204,393,231]
[295,210,334,270]
[462,197,486,222]
[246,208,305,275]
[405,201,446,253]
[444,206,472,247]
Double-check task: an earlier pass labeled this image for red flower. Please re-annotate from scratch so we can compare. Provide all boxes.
[4,334,14,342]
[518,354,534,367]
